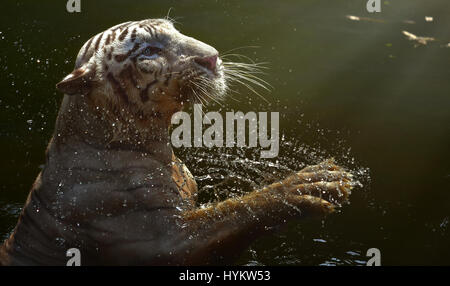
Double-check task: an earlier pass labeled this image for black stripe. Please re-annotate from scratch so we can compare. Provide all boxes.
[114,42,140,62]
[107,73,129,104]
[140,79,158,103]
[118,27,129,41]
[94,32,104,51]
[81,36,94,60]
[164,73,171,86]
[105,33,111,45]
[143,26,154,37]
[120,65,138,87]
[130,28,137,42]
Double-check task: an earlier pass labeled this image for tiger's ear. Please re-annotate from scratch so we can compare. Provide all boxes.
[56,66,95,95]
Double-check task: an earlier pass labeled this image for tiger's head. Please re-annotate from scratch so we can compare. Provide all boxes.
[56,19,227,125]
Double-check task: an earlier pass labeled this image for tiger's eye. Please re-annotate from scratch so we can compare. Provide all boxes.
[143,46,162,56]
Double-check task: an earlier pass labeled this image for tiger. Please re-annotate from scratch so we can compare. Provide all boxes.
[0,18,355,265]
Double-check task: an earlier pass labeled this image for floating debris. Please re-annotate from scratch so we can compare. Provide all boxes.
[402,30,435,46]
[345,15,385,24]
[346,15,360,21]
[425,16,434,22]
[346,15,417,25]
[403,20,416,25]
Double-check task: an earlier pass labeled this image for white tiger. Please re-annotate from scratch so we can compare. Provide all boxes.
[0,19,355,265]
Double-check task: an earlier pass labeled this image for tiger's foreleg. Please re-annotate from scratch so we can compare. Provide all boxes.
[173,159,355,265]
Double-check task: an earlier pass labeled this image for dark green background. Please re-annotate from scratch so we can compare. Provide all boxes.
[0,0,449,265]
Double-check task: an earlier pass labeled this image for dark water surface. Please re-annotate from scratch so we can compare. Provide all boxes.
[1,0,449,265]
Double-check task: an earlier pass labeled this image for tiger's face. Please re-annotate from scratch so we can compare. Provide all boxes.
[56,19,227,123]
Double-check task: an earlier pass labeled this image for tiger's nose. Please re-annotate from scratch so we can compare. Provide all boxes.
[194,55,218,73]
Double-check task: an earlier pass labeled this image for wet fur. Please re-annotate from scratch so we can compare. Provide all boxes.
[0,19,354,265]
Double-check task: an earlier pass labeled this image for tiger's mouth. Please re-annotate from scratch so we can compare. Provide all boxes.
[193,55,222,77]
[174,53,271,107]
[177,56,227,105]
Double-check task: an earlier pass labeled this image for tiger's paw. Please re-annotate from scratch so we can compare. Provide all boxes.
[288,158,355,205]
[268,159,356,213]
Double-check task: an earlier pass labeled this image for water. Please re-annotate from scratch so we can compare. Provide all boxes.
[1,0,449,265]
